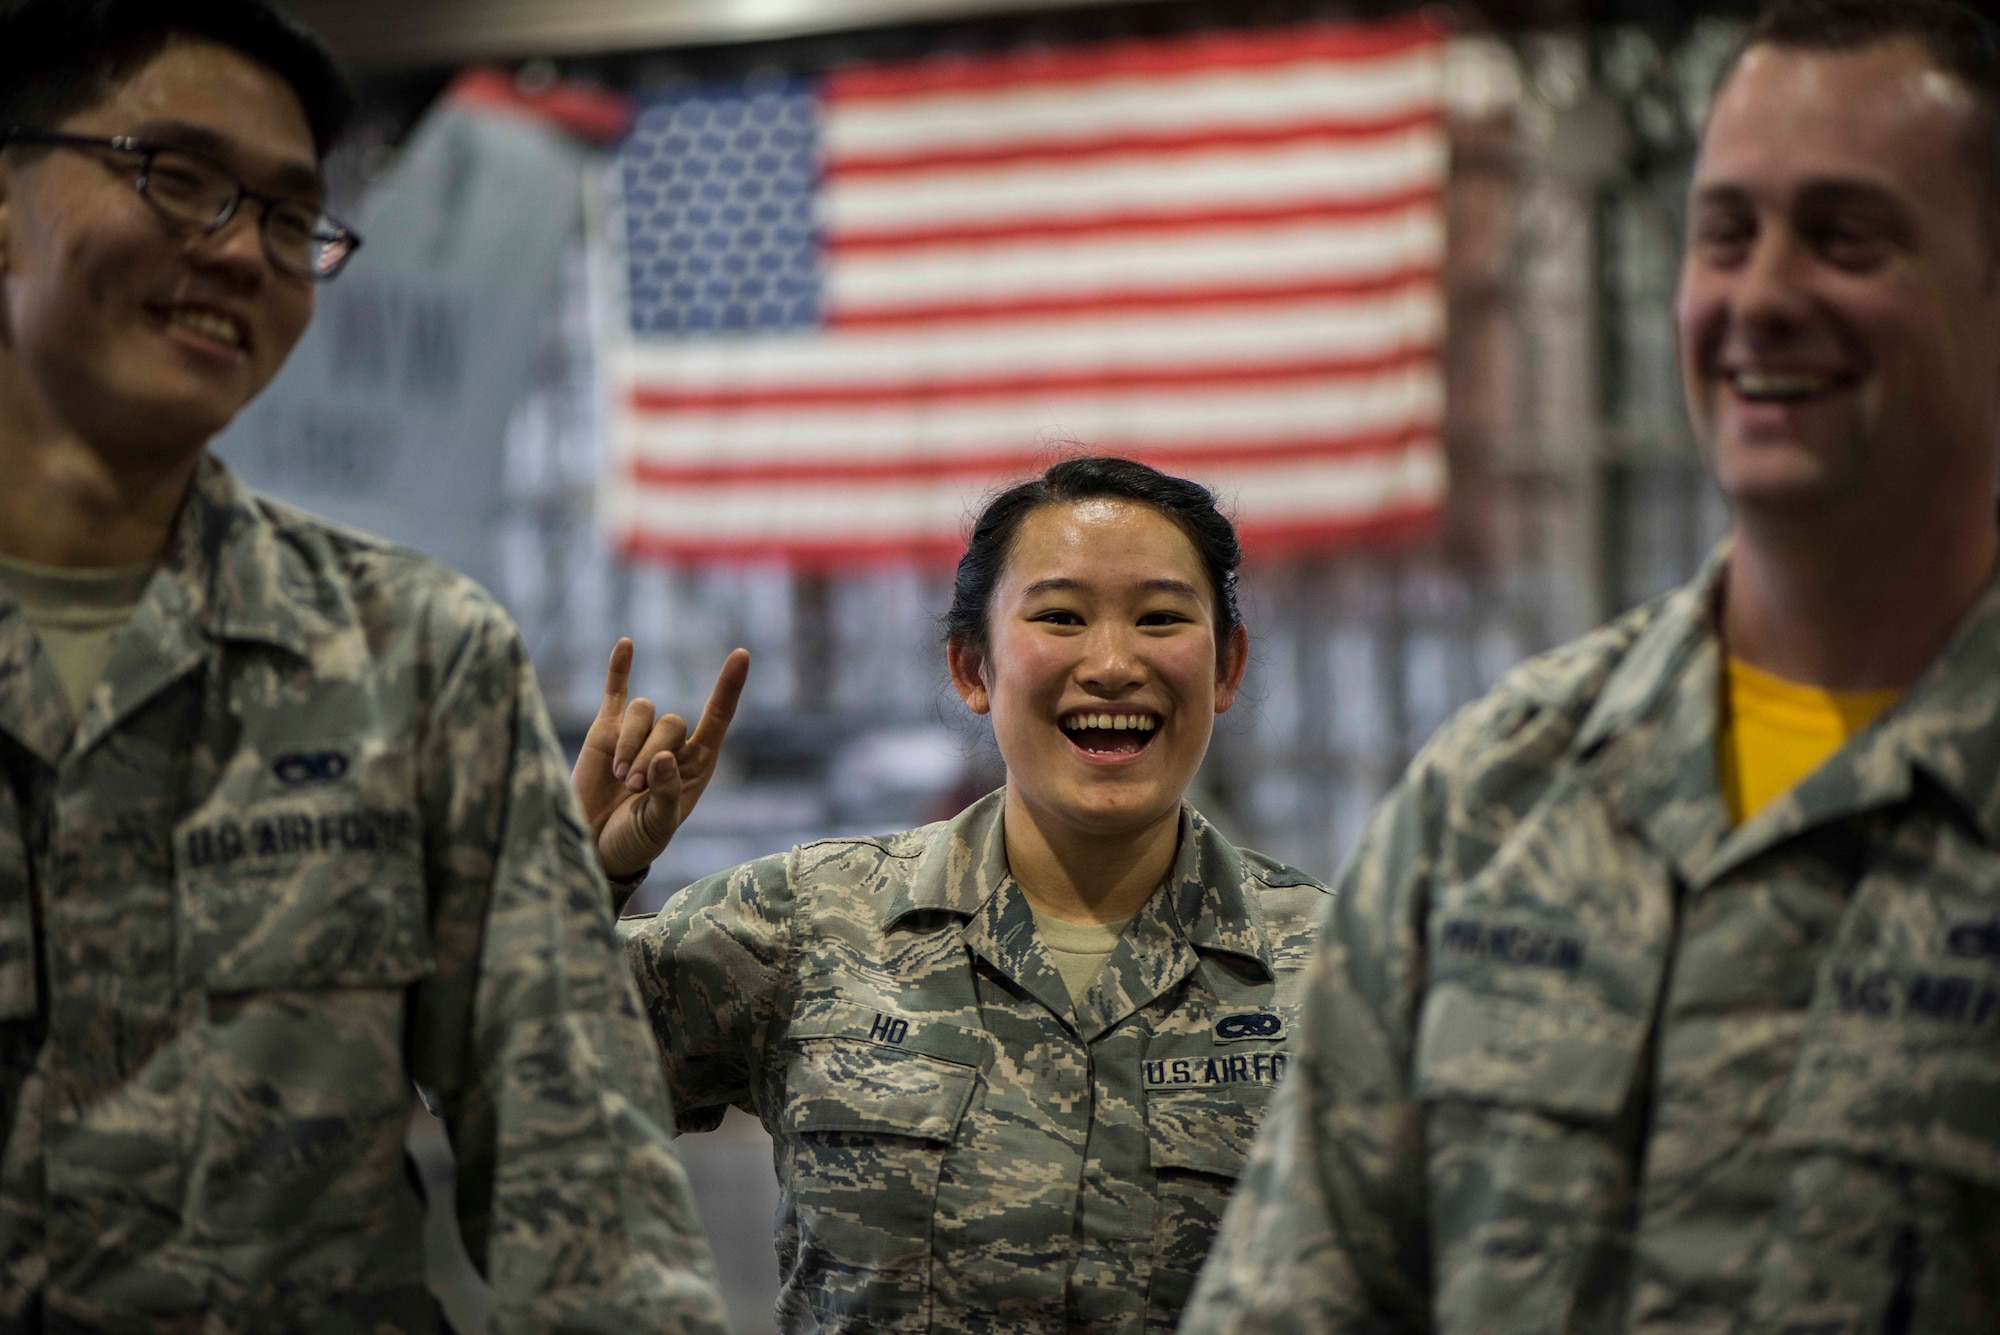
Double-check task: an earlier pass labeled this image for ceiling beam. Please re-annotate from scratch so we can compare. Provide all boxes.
[280,0,1181,67]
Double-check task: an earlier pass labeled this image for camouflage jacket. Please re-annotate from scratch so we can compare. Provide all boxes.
[619,791,1332,1334]
[0,457,727,1334]
[1181,554,2000,1335]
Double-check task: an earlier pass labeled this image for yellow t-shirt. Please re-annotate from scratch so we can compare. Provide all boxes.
[1721,656,1900,826]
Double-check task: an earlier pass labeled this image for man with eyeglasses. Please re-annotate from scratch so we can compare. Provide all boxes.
[0,1,728,1330]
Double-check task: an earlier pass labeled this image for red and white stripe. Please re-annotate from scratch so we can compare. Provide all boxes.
[605,15,1449,564]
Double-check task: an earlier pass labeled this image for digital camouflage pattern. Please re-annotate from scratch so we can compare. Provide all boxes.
[0,456,728,1333]
[1181,551,2000,1335]
[618,790,1332,1334]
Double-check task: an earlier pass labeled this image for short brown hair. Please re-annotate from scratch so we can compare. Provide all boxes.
[1719,0,2000,223]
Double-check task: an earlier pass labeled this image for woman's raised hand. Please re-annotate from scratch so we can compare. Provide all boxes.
[573,638,752,888]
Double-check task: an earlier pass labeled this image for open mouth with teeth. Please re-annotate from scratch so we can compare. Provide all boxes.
[1059,710,1160,757]
[153,303,250,353]
[1728,369,1857,404]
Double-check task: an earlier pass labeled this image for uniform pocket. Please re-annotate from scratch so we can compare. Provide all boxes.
[1751,912,2000,1335]
[1771,952,2000,1189]
[1409,806,1675,1333]
[1410,925,1659,1321]
[1413,775,1673,1122]
[173,808,430,991]
[170,742,430,1242]
[779,1010,982,1331]
[1415,903,1664,1121]
[1144,1083,1272,1330]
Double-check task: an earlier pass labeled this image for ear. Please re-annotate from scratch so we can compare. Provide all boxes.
[1212,623,1249,715]
[947,639,992,716]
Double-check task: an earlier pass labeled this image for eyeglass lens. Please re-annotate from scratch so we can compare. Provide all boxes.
[142,149,352,280]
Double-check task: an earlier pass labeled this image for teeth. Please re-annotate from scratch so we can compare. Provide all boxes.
[1734,370,1835,399]
[170,308,245,348]
[1061,713,1157,732]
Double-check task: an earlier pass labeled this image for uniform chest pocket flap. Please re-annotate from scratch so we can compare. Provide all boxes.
[782,1003,988,1140]
[1147,1082,1272,1179]
[1416,905,1667,1122]
[1770,951,2000,1190]
[173,740,430,993]
[1413,782,1676,1121]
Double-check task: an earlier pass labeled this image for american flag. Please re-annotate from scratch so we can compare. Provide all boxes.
[600,15,1448,564]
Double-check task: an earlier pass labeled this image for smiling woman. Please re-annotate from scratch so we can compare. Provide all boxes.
[602,455,1334,1334]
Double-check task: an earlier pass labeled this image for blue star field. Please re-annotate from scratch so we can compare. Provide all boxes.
[620,78,821,338]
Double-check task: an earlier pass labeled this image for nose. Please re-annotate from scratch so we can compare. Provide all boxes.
[184,206,269,287]
[1730,225,1815,343]
[1077,623,1145,694]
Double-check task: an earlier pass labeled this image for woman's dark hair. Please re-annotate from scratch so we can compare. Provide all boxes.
[945,455,1244,658]
[0,0,354,159]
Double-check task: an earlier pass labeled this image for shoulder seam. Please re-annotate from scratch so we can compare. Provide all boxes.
[778,845,804,1033]
[798,833,924,859]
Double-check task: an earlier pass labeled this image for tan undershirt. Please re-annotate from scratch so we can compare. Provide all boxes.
[0,551,156,718]
[1029,905,1133,1009]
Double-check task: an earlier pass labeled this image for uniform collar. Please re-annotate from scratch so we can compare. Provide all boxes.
[0,599,72,765]
[0,454,342,765]
[1573,545,1728,761]
[1860,562,2000,848]
[1566,548,1735,887]
[162,452,335,661]
[1159,807,1275,977]
[1710,568,2000,871]
[885,788,1276,979]
[886,788,1013,924]
[1577,544,2000,885]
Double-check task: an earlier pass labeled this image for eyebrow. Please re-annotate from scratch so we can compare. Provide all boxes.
[127,119,323,198]
[1693,177,1910,216]
[1020,576,1204,599]
[1798,180,1915,224]
[1691,182,1752,211]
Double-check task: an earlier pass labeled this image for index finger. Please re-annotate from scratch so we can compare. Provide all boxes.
[686,648,751,752]
[597,638,635,722]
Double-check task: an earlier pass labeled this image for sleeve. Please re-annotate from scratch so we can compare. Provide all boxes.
[617,848,797,1133]
[405,588,729,1335]
[1178,767,1441,1334]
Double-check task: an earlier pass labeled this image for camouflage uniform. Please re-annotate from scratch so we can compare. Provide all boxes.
[1181,554,2000,1334]
[0,456,728,1333]
[619,790,1331,1334]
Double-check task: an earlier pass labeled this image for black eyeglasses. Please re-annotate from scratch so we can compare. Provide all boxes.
[0,127,362,282]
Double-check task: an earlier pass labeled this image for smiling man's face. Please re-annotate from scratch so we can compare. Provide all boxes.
[0,39,319,463]
[1679,38,2000,520]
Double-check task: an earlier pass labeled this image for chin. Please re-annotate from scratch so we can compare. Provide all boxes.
[1053,783,1181,831]
[1717,461,1854,516]
[104,395,244,458]
[1712,435,1866,513]
[50,373,244,460]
